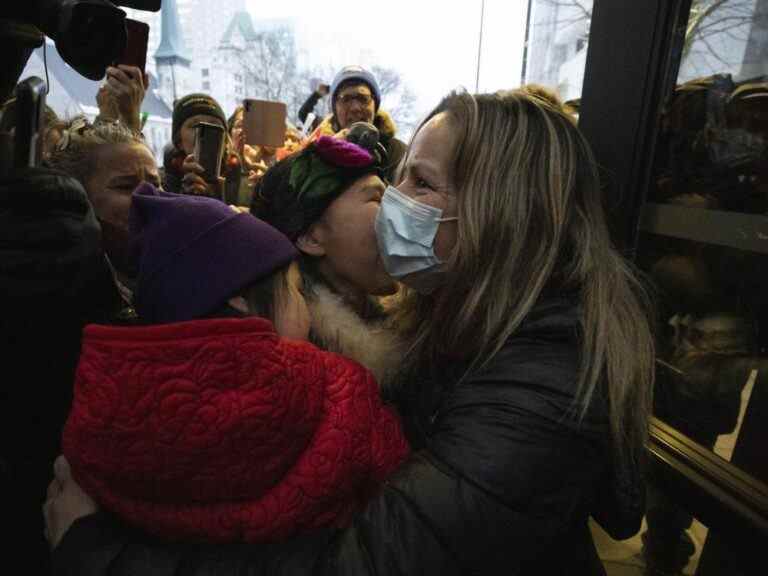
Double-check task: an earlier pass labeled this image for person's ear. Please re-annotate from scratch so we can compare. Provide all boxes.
[296,223,326,257]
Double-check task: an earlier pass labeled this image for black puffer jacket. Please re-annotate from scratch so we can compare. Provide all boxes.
[1,168,118,575]
[52,297,641,575]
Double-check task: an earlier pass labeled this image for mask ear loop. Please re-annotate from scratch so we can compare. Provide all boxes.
[435,216,458,223]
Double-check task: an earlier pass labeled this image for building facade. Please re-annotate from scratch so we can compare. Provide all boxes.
[523,0,592,102]
[125,0,246,112]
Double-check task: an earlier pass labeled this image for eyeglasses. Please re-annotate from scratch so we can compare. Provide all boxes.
[337,93,373,106]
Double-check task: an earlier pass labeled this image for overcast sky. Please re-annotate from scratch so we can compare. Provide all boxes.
[246,0,529,125]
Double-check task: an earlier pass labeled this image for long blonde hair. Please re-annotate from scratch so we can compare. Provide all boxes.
[395,87,655,462]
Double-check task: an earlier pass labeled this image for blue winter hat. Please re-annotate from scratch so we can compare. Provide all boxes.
[130,183,298,323]
[330,65,381,112]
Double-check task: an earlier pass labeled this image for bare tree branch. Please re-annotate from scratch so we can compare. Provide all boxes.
[533,0,593,38]
[698,33,736,68]
[696,13,755,34]
[526,0,762,91]
[539,0,592,20]
[682,0,757,65]
[230,27,416,130]
[370,64,419,134]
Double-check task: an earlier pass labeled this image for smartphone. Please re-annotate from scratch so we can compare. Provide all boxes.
[243,99,287,148]
[115,18,150,75]
[194,122,225,183]
[14,76,47,169]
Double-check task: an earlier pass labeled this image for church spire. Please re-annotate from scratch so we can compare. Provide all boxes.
[155,0,191,66]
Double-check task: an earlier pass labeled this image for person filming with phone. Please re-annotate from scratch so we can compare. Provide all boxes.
[162,93,241,202]
[308,66,406,182]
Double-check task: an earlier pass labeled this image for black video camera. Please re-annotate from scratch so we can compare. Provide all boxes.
[0,1,161,176]
[2,1,160,82]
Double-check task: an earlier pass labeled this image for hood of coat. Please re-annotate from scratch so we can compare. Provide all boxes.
[66,317,325,499]
[306,283,405,393]
[63,316,410,542]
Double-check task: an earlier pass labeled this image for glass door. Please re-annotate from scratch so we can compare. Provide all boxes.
[565,1,768,574]
[637,2,768,573]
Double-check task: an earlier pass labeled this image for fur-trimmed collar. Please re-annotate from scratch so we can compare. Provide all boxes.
[306,283,404,393]
[311,109,398,141]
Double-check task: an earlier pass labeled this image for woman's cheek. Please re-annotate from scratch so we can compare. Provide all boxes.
[365,205,381,256]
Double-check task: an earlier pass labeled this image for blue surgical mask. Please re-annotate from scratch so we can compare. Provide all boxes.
[374,185,457,294]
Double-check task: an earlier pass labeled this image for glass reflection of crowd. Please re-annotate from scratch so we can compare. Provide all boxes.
[653,74,768,213]
[640,73,768,574]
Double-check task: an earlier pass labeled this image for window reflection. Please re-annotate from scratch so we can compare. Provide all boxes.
[523,0,593,102]
[635,213,767,574]
[637,232,766,451]
[627,2,768,575]
[652,75,768,214]
[679,0,767,84]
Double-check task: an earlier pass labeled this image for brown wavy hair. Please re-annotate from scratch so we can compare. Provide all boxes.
[393,87,655,462]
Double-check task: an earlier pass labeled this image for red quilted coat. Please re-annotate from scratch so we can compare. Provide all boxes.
[62,317,409,543]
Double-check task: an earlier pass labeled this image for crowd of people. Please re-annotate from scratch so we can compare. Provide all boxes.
[2,34,657,574]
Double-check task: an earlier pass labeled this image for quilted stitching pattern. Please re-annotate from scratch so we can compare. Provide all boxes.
[63,317,409,542]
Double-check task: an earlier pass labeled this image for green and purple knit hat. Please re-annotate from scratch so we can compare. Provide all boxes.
[253,135,380,241]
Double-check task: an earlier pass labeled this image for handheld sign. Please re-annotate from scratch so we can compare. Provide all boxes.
[243,99,287,148]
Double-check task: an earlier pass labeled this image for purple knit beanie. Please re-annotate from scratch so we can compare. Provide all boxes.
[130,183,298,323]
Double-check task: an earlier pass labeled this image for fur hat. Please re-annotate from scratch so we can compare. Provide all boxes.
[172,93,227,146]
[331,65,381,112]
[130,183,297,323]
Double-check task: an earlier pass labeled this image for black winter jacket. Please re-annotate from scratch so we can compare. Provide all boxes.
[298,91,324,130]
[52,297,641,575]
[1,168,127,574]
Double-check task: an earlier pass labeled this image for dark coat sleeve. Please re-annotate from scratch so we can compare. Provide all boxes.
[52,339,610,576]
[298,92,323,125]
[161,144,183,195]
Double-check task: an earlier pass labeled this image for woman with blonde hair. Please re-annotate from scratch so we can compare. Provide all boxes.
[46,87,654,575]
[46,116,161,322]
